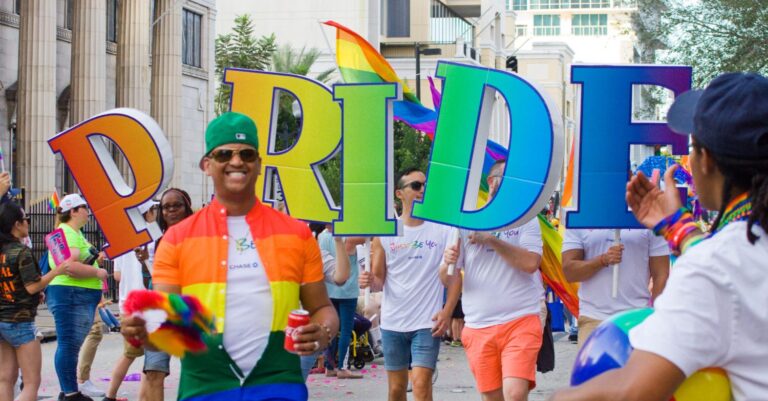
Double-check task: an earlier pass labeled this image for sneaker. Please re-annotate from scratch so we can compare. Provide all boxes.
[78,380,105,397]
[63,392,94,401]
[568,333,578,343]
[450,340,462,347]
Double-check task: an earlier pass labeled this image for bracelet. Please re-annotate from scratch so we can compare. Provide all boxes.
[653,207,688,236]
[680,234,706,254]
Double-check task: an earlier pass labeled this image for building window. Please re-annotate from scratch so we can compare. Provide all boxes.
[515,25,527,37]
[511,0,528,10]
[387,0,410,37]
[530,0,567,9]
[572,14,608,35]
[533,14,560,36]
[182,9,202,68]
[106,0,118,42]
[66,0,73,29]
[570,0,610,8]
[14,0,20,14]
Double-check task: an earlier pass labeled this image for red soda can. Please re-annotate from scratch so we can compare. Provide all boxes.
[284,309,311,353]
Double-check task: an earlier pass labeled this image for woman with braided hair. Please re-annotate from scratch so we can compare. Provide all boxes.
[552,72,768,401]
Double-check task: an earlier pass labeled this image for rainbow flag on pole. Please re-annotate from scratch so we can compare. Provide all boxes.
[48,190,60,212]
[323,20,438,135]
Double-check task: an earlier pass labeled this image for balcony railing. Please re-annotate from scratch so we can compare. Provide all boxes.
[430,0,475,46]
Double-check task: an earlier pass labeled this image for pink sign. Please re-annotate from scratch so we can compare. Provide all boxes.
[45,228,71,266]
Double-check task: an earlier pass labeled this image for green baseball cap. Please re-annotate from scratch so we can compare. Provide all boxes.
[200,112,259,168]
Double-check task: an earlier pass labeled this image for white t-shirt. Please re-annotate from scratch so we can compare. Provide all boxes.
[630,222,768,400]
[378,221,452,332]
[457,218,544,329]
[562,229,669,320]
[223,216,272,376]
[114,252,145,312]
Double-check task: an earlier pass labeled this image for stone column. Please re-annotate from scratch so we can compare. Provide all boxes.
[16,0,57,203]
[116,0,151,182]
[151,0,182,186]
[70,0,107,124]
[117,0,150,112]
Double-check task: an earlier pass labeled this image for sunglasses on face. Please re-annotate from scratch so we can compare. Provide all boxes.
[208,148,259,163]
[20,216,30,224]
[73,206,89,212]
[401,181,425,191]
[161,202,185,211]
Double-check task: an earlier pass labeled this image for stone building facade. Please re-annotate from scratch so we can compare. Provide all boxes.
[0,0,216,207]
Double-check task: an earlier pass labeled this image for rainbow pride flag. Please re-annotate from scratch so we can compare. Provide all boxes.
[48,190,60,212]
[538,214,579,317]
[326,20,510,204]
[324,20,438,134]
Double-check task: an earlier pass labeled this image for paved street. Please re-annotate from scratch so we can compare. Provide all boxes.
[35,305,578,401]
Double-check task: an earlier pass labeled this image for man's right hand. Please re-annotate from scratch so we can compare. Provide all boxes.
[121,315,149,347]
[443,243,459,266]
[601,244,624,266]
[359,270,372,289]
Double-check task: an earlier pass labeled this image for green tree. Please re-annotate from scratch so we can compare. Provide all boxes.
[635,0,768,87]
[271,44,336,151]
[214,14,277,115]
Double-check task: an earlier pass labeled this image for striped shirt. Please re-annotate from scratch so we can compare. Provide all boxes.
[153,199,323,401]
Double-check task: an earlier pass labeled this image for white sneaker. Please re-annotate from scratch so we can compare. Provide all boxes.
[78,380,105,397]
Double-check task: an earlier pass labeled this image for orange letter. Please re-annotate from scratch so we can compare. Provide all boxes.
[48,108,173,258]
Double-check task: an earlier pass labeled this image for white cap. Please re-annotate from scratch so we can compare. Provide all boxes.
[138,200,159,215]
[59,194,87,212]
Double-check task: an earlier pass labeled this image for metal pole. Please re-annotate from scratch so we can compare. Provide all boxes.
[415,42,421,100]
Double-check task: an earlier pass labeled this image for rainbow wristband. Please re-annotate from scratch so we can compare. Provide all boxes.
[653,207,688,236]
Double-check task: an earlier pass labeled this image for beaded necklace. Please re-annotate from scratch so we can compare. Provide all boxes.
[713,192,752,234]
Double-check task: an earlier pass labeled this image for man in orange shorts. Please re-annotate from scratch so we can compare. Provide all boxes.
[441,159,544,401]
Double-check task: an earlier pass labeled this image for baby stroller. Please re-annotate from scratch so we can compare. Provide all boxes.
[347,313,376,370]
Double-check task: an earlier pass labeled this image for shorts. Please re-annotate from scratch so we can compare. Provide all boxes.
[577,315,603,347]
[0,321,36,348]
[123,337,144,358]
[121,317,144,358]
[143,349,171,375]
[381,328,440,371]
[462,314,542,392]
[452,298,465,319]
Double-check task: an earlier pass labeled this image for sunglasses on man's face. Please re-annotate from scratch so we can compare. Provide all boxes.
[208,148,259,163]
[20,216,30,224]
[401,181,425,191]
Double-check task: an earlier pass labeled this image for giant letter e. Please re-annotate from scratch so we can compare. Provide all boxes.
[567,66,691,228]
[49,108,173,258]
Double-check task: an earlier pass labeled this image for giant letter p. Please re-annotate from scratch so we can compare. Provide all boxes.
[48,108,173,258]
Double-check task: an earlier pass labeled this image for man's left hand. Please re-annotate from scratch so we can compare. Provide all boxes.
[431,310,450,337]
[292,323,329,356]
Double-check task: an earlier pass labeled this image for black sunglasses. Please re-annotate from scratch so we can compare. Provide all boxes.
[208,148,259,163]
[20,216,30,223]
[400,181,425,191]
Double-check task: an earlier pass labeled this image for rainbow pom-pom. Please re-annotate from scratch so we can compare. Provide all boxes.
[123,289,216,357]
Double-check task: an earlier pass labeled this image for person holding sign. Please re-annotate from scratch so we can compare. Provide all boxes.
[441,159,544,401]
[561,228,669,345]
[359,168,462,401]
[551,72,768,400]
[121,112,339,401]
[0,202,69,401]
[46,194,108,401]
